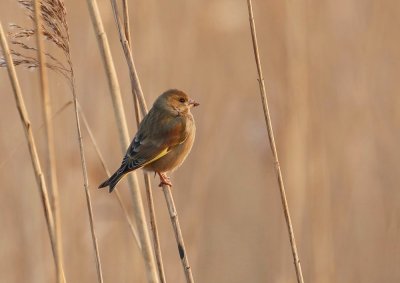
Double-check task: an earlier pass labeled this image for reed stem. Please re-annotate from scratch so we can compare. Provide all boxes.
[0,21,64,282]
[118,1,167,282]
[68,71,104,283]
[33,1,65,281]
[245,1,304,282]
[85,1,159,282]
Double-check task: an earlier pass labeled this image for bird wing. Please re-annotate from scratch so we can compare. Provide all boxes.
[118,110,188,174]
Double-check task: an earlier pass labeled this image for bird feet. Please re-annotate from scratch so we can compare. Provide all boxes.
[157,172,172,187]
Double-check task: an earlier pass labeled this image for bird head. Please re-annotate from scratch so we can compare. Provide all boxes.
[155,89,199,115]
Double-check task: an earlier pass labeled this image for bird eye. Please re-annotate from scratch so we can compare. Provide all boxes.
[179,98,186,103]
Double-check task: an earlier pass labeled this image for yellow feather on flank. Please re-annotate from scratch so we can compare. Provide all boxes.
[141,147,170,168]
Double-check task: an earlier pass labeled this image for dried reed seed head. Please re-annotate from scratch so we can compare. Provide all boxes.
[10,40,69,71]
[16,0,70,53]
[0,0,72,82]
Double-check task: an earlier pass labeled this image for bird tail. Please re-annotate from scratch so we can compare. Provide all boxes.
[98,169,125,193]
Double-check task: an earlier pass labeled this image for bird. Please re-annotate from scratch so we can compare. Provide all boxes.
[99,89,199,192]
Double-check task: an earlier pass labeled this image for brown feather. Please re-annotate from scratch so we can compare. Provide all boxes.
[99,89,198,192]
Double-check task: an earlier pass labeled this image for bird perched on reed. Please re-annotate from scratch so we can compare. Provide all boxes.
[99,89,199,192]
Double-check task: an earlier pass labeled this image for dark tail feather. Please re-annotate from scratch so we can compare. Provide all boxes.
[98,170,125,193]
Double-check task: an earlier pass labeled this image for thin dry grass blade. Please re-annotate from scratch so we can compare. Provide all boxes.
[70,85,104,283]
[0,21,64,282]
[33,1,65,282]
[68,73,104,283]
[78,103,141,250]
[245,1,304,282]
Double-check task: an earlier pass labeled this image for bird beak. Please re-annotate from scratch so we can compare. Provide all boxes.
[189,99,200,107]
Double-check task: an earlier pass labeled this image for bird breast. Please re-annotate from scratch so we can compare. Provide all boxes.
[145,114,196,173]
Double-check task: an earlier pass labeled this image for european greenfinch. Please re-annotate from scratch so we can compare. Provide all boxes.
[99,89,199,192]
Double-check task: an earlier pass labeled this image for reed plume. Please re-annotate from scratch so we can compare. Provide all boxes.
[1,1,71,80]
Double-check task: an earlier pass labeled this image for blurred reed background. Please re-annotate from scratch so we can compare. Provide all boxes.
[0,0,399,282]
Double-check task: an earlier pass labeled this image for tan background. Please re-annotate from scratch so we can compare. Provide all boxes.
[1,0,399,282]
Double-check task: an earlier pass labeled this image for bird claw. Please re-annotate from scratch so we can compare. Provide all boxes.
[158,172,172,187]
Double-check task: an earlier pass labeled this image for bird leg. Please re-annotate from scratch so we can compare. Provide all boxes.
[157,172,172,187]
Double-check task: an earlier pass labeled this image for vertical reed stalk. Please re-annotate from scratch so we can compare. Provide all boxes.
[85,0,159,282]
[33,1,64,282]
[108,2,194,281]
[143,173,166,283]
[245,1,304,283]
[0,21,65,282]
[118,1,167,282]
[41,1,106,278]
[162,187,194,283]
[121,0,140,127]
[121,0,132,45]
[68,66,104,283]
